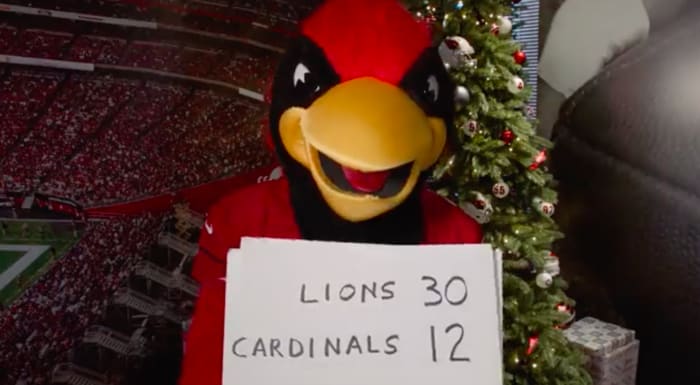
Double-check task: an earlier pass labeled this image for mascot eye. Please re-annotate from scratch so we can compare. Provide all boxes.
[293,62,320,93]
[424,75,439,103]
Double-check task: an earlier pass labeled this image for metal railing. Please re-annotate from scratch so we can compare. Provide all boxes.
[51,363,107,385]
[158,232,198,256]
[83,325,145,356]
[134,260,199,297]
[113,287,182,323]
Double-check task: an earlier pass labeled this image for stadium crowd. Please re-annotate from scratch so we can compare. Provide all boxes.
[0,215,163,385]
[0,70,61,159]
[0,1,303,384]
[0,25,276,92]
[1,0,321,31]
[0,68,273,206]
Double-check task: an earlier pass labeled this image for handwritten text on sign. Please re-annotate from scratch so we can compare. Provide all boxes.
[223,238,502,385]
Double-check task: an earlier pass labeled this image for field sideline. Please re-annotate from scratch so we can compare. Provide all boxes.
[0,245,50,290]
[0,250,24,271]
[0,219,81,305]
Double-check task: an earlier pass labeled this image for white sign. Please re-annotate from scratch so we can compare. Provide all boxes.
[223,238,502,385]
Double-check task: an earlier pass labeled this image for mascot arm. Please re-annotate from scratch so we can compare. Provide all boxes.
[450,207,483,244]
[179,278,226,385]
[192,203,231,282]
[192,187,263,282]
[423,190,483,244]
[182,186,269,385]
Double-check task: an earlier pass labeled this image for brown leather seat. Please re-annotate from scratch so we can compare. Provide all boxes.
[551,3,700,384]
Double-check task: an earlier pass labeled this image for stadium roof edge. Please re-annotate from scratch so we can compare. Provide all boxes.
[0,2,284,53]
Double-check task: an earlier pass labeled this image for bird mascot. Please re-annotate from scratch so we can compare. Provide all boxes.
[179,0,482,384]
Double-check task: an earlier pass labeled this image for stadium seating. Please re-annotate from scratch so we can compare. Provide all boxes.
[9,30,72,59]
[0,2,294,383]
[120,41,181,72]
[0,62,274,205]
[0,0,320,31]
[29,81,272,206]
[212,51,277,93]
[0,25,277,92]
[65,35,127,65]
[176,47,219,78]
[0,71,62,160]
[2,74,139,195]
[0,215,163,385]
[0,25,17,52]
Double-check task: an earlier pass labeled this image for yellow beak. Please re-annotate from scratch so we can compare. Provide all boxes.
[279,77,446,222]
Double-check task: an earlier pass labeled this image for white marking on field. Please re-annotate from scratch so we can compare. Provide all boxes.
[0,244,50,290]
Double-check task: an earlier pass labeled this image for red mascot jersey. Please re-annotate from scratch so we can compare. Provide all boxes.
[179,177,481,385]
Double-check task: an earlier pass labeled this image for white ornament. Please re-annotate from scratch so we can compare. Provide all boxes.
[439,36,475,69]
[491,181,510,198]
[455,85,470,103]
[507,75,525,93]
[544,254,560,277]
[536,272,553,288]
[460,192,493,224]
[533,197,555,217]
[461,119,478,137]
[498,16,513,35]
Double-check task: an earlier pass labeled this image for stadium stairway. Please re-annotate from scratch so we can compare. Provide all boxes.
[112,287,182,324]
[133,260,199,297]
[51,363,108,385]
[157,232,198,258]
[82,325,145,358]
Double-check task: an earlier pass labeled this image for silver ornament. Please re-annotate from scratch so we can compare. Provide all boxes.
[455,85,470,103]
[536,272,553,288]
[491,181,509,198]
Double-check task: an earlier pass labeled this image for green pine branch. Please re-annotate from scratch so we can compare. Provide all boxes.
[404,1,593,384]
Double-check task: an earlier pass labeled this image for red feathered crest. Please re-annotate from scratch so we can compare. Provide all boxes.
[301,0,432,85]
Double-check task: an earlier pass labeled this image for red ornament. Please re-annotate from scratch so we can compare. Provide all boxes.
[501,129,514,144]
[490,23,499,35]
[513,50,527,65]
[529,149,547,170]
[526,335,539,356]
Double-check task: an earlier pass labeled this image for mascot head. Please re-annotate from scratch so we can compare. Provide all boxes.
[269,0,456,243]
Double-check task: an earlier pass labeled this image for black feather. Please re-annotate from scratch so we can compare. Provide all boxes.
[268,37,455,244]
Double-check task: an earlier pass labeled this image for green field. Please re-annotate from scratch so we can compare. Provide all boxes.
[0,250,24,272]
[0,220,80,305]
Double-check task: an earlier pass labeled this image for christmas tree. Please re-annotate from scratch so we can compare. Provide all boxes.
[403,1,592,384]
